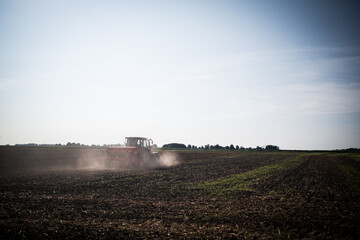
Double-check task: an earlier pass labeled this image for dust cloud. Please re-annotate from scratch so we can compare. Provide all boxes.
[139,151,181,169]
[76,150,107,170]
[76,150,180,170]
[155,151,180,168]
[0,147,180,175]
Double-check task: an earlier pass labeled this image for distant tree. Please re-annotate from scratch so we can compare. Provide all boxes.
[265,145,280,151]
[230,144,235,150]
[236,145,239,150]
[66,142,86,147]
[187,144,192,149]
[16,143,38,146]
[162,143,186,149]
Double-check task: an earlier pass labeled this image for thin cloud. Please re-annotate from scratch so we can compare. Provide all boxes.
[0,78,19,90]
[226,82,360,118]
[290,82,360,115]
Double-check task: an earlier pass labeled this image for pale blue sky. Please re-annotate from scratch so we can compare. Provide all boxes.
[1,0,359,149]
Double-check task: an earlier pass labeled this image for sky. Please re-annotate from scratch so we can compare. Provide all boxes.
[0,0,359,150]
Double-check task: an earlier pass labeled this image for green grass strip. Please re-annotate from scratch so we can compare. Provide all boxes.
[332,153,360,176]
[198,154,306,194]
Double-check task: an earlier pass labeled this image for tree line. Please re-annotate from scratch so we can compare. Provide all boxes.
[162,143,280,151]
[13,143,118,147]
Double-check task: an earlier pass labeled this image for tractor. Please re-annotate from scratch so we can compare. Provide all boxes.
[106,137,158,168]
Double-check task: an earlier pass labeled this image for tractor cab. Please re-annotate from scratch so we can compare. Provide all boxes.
[125,137,153,149]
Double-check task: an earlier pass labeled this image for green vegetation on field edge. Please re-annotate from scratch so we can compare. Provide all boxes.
[196,154,307,195]
[195,152,360,196]
[331,153,360,179]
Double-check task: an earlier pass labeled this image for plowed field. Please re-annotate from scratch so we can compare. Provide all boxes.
[1,149,359,239]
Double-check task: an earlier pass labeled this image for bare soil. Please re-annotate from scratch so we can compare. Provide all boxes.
[0,147,359,239]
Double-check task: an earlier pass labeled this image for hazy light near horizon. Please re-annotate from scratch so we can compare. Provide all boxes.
[0,0,359,150]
